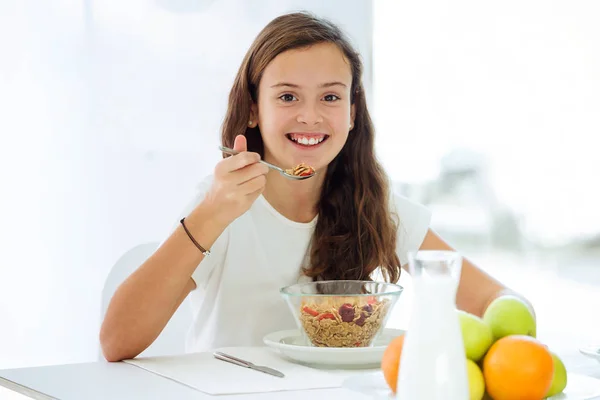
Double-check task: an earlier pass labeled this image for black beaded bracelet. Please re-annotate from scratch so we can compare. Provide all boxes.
[180,217,211,256]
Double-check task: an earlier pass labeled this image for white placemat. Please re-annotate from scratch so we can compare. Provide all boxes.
[124,347,369,395]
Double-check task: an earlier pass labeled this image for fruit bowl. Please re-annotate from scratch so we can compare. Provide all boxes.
[280,280,403,348]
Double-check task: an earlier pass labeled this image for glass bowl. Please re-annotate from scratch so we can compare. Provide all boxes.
[280,280,403,348]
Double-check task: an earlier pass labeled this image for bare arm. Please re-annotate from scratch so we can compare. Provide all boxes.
[416,229,535,318]
[99,203,226,362]
[99,135,268,362]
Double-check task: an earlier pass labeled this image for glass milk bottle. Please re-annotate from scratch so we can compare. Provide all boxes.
[396,250,469,400]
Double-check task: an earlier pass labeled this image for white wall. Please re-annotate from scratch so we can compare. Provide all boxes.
[0,0,372,368]
[372,0,600,246]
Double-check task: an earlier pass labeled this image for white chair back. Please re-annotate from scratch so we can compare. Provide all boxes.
[100,242,192,359]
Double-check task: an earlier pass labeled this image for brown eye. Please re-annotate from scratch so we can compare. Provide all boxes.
[323,94,340,102]
[279,94,297,102]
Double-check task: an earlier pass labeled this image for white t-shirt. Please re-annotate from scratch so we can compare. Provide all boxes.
[169,175,431,353]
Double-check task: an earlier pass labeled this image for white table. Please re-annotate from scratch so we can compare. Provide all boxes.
[1,347,598,400]
[0,352,371,400]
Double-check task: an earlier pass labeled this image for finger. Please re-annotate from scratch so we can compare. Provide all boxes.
[215,151,261,177]
[233,162,269,185]
[227,152,263,172]
[245,187,265,199]
[233,135,247,153]
[238,174,266,195]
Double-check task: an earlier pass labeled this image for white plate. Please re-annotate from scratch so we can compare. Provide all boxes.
[580,346,600,363]
[342,371,600,399]
[263,328,405,369]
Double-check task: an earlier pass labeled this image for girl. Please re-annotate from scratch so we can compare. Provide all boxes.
[100,12,532,362]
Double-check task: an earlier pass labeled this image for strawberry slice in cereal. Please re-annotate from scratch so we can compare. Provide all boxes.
[317,312,336,321]
[302,306,319,317]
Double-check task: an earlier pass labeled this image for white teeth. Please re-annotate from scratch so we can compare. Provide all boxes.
[288,135,327,146]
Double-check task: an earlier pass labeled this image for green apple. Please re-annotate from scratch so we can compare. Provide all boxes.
[483,295,536,340]
[466,358,485,400]
[458,310,494,361]
[546,351,568,397]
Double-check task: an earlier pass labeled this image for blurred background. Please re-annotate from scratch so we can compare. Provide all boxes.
[1,0,599,370]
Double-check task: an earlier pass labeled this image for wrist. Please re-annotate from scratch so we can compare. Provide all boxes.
[184,201,230,250]
[198,198,236,227]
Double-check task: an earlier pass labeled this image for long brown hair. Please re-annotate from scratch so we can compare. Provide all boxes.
[221,12,401,283]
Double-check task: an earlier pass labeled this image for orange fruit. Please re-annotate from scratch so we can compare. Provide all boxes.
[483,335,554,400]
[381,334,405,393]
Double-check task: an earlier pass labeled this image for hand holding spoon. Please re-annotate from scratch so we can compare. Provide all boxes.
[218,146,316,180]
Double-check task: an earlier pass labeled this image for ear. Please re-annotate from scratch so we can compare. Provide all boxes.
[350,104,356,129]
[248,102,258,128]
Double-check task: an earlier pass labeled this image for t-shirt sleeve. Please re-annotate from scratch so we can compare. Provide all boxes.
[391,191,432,268]
[160,175,229,291]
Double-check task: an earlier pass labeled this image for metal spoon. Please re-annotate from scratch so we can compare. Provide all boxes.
[218,146,316,180]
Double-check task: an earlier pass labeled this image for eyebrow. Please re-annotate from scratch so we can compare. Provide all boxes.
[270,82,348,89]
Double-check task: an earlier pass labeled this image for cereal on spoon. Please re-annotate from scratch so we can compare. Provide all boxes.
[285,163,315,177]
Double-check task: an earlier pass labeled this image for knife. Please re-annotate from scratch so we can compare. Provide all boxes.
[213,351,285,378]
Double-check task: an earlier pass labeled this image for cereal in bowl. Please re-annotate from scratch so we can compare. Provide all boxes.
[299,297,390,347]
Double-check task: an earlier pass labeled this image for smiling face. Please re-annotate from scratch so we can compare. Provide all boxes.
[251,42,355,171]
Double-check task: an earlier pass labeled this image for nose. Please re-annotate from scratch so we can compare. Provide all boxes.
[296,100,323,126]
